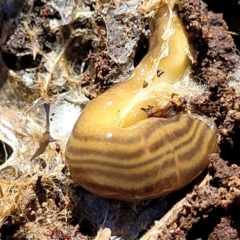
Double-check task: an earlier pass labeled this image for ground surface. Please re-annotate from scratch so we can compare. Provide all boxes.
[1,0,240,239]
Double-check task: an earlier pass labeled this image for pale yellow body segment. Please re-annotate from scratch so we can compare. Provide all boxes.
[65,3,218,201]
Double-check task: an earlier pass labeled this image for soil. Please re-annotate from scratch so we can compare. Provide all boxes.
[1,0,240,239]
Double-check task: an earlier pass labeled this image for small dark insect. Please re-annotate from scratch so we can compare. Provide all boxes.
[143,80,148,88]
[157,69,164,77]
